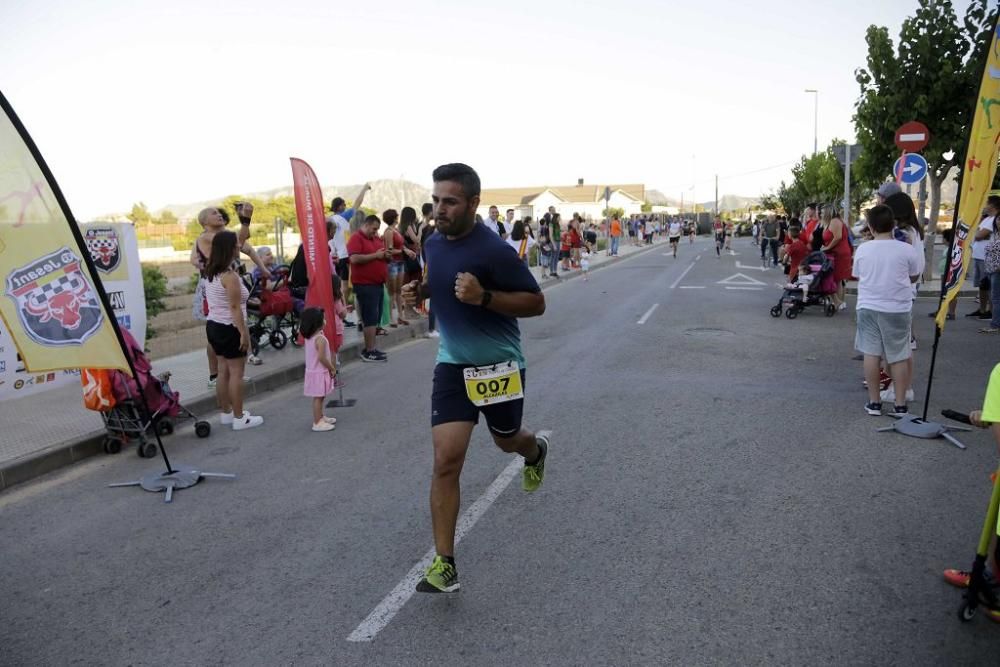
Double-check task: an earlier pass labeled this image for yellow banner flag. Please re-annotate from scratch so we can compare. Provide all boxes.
[0,93,130,375]
[937,19,1000,329]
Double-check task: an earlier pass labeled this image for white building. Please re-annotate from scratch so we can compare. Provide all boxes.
[477,183,646,223]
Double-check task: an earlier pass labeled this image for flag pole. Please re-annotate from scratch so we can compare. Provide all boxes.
[0,90,175,474]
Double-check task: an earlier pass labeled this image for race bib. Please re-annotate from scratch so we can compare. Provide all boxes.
[463,361,523,406]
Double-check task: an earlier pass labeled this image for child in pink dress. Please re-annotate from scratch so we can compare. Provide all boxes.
[300,307,338,432]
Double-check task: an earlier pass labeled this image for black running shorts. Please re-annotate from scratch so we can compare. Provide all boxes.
[431,363,526,438]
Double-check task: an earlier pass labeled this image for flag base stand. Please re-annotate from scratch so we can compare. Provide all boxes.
[326,385,357,408]
[877,413,970,450]
[108,466,236,503]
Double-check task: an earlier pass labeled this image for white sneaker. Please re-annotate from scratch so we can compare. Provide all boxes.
[311,421,335,432]
[323,416,337,425]
[232,412,264,430]
[220,411,234,425]
[425,330,440,339]
[910,337,918,351]
[247,354,263,366]
[880,386,915,402]
[208,377,217,388]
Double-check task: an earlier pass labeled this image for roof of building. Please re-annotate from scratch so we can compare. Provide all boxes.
[481,184,645,206]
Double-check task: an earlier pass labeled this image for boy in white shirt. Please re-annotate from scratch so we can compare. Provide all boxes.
[853,204,925,416]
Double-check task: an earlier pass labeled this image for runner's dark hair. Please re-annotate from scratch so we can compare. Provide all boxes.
[432,163,481,199]
[299,307,325,340]
[205,230,239,281]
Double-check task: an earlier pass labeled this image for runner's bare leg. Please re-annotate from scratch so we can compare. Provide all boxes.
[430,421,475,557]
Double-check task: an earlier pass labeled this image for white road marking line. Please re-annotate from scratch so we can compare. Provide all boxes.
[637,303,660,324]
[346,457,523,642]
[669,263,697,289]
[679,286,705,289]
[717,273,767,286]
[725,286,763,291]
[734,261,769,272]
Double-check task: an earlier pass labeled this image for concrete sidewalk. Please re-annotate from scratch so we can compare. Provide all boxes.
[0,236,668,492]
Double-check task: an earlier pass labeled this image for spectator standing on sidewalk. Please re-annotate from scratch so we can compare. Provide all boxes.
[968,197,999,322]
[609,216,622,256]
[549,213,563,277]
[818,205,853,310]
[328,184,371,282]
[348,214,390,362]
[204,230,263,431]
[760,215,779,266]
[420,205,439,338]
[853,204,924,416]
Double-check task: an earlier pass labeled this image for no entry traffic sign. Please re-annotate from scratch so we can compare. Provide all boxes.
[895,121,930,152]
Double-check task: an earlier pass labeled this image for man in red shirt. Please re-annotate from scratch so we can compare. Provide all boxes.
[780,224,809,281]
[347,214,389,362]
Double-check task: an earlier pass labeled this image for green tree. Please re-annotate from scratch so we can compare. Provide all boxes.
[127,202,152,225]
[759,191,781,212]
[602,207,625,220]
[640,201,653,213]
[854,0,997,275]
[155,210,178,226]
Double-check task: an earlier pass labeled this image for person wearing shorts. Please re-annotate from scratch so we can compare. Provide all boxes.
[403,163,551,594]
[853,204,924,416]
[347,214,389,362]
[668,219,682,258]
[204,230,263,430]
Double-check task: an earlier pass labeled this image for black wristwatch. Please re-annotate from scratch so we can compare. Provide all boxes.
[480,290,493,308]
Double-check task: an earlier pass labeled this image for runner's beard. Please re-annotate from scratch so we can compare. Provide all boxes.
[436,211,475,237]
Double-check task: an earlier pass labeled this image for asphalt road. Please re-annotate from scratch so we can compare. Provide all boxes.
[4,237,1000,666]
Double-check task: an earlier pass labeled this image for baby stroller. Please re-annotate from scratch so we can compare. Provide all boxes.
[245,265,302,357]
[769,251,838,320]
[88,328,211,458]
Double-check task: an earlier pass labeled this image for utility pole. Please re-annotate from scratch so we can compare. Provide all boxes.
[805,89,819,156]
[842,144,851,230]
[714,174,719,218]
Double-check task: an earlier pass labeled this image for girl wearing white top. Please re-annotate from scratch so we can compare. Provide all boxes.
[506,219,536,265]
[204,230,263,431]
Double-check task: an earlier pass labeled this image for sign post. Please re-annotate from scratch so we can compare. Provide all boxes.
[833,143,862,228]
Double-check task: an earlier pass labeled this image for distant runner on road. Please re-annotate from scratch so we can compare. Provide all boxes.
[403,163,551,594]
[668,219,682,258]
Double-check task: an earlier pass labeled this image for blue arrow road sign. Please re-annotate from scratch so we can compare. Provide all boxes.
[892,153,928,185]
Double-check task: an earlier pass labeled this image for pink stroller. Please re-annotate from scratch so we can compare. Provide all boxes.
[98,328,211,458]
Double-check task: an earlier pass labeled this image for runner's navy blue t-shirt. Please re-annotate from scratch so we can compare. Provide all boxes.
[424,222,540,367]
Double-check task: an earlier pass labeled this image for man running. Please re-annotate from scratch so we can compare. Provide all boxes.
[668,218,682,258]
[402,163,551,594]
[713,216,724,257]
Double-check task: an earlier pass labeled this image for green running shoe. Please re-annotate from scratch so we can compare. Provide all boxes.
[523,431,550,493]
[416,556,460,593]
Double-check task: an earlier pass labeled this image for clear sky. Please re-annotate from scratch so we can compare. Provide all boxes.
[0,0,971,218]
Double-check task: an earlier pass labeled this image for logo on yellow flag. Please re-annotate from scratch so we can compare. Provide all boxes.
[6,247,104,346]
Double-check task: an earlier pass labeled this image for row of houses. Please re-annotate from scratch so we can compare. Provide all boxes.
[475,181,647,223]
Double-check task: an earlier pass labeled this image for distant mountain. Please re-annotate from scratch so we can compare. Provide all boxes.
[646,189,759,211]
[144,178,432,221]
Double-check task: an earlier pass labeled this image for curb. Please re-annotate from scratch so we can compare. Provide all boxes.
[844,287,977,298]
[0,241,664,493]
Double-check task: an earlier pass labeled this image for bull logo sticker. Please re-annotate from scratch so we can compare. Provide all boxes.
[5,248,104,346]
[84,227,121,273]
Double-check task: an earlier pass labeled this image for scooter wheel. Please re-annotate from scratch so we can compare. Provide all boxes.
[770,305,781,318]
[959,600,977,622]
[195,421,212,438]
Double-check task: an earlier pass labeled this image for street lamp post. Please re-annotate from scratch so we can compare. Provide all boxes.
[804,89,818,156]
